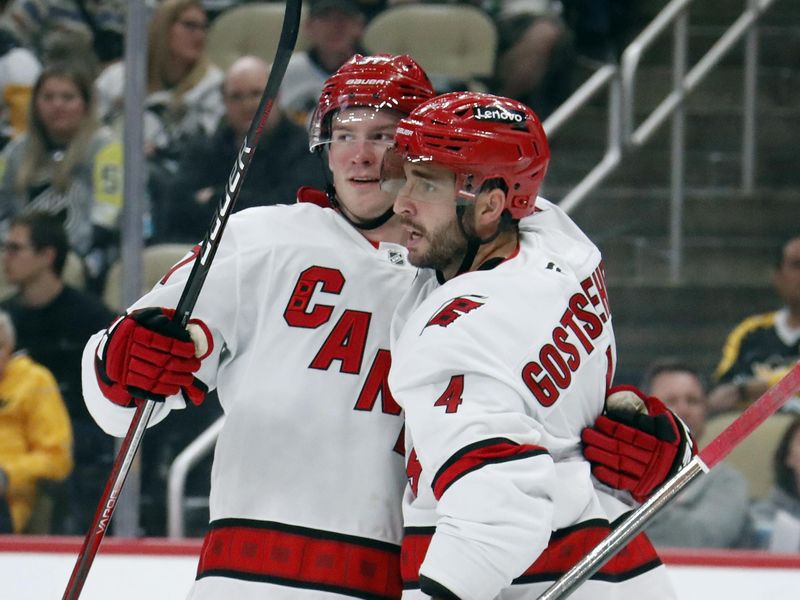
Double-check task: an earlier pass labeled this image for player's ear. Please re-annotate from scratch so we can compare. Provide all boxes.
[475,188,506,226]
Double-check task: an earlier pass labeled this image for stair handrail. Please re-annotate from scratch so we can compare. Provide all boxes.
[166,416,225,538]
[549,0,774,280]
[543,64,622,214]
[620,0,774,281]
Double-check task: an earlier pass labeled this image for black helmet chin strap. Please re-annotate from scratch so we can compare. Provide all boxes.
[444,204,512,279]
[317,152,396,231]
[325,184,395,230]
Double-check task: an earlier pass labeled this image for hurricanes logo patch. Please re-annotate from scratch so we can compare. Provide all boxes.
[424,295,486,330]
[473,106,526,123]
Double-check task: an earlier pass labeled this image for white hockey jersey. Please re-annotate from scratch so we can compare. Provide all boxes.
[82,203,416,599]
[389,199,676,600]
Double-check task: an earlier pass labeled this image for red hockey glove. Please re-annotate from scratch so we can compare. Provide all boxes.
[581,385,696,503]
[95,307,211,407]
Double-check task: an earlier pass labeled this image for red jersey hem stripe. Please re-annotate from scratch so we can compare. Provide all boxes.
[401,523,661,587]
[197,520,401,598]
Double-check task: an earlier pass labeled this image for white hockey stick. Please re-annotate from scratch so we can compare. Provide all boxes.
[537,362,800,600]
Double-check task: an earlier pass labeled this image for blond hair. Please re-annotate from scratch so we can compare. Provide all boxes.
[16,63,97,195]
[147,0,211,106]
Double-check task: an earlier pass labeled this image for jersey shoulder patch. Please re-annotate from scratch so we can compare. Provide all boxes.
[424,294,486,330]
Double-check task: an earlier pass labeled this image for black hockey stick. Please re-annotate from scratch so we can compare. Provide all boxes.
[62,1,302,597]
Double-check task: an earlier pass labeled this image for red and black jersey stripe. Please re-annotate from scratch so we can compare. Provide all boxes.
[401,516,662,589]
[196,518,401,599]
[431,437,548,499]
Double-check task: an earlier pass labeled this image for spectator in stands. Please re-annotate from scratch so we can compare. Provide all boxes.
[0,212,115,533]
[0,0,126,67]
[279,0,367,125]
[0,62,123,289]
[562,0,640,63]
[387,0,573,117]
[159,55,326,242]
[488,0,575,118]
[709,236,800,414]
[0,33,41,149]
[0,309,73,533]
[749,416,800,552]
[94,0,223,166]
[643,358,750,548]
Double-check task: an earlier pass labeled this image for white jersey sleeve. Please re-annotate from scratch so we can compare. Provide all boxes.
[81,216,241,437]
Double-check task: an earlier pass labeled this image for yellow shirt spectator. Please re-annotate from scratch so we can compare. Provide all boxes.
[0,352,73,532]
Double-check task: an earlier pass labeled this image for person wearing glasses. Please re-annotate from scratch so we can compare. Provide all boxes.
[157,55,325,243]
[0,212,113,533]
[94,0,223,161]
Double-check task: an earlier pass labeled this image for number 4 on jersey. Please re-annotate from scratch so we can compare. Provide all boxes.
[434,375,465,413]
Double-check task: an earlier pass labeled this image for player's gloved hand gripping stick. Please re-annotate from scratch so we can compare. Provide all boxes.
[538,362,800,600]
[62,1,303,597]
[582,385,696,502]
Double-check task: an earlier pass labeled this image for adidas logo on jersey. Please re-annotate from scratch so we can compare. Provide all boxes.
[473,106,526,123]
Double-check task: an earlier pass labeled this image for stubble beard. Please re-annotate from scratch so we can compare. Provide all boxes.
[405,215,468,274]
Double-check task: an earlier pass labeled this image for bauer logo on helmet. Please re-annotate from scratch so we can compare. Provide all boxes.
[345,78,387,86]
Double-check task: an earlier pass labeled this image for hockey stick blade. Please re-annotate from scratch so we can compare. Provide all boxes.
[537,362,800,600]
[61,2,303,598]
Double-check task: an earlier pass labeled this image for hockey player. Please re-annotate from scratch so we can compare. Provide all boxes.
[81,54,436,599]
[384,91,683,599]
[79,57,689,599]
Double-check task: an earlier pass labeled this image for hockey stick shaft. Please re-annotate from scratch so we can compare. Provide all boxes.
[537,362,800,600]
[61,2,302,598]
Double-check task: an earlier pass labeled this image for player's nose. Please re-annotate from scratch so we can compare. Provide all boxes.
[393,185,416,215]
[350,140,378,165]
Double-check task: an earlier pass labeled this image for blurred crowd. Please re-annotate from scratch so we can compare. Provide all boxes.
[0,0,796,555]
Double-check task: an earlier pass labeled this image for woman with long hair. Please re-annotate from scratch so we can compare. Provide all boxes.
[0,62,123,287]
[95,0,223,157]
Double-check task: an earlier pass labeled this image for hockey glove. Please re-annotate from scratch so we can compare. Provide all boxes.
[95,307,211,407]
[581,385,696,503]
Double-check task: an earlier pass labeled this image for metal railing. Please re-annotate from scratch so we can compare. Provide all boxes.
[544,0,776,281]
[164,0,779,538]
[167,417,224,538]
[542,64,623,214]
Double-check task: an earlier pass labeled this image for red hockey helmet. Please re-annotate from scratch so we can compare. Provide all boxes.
[390,91,550,220]
[309,54,435,151]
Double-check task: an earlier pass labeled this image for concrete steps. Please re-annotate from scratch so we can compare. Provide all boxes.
[545,0,797,381]
[608,283,778,383]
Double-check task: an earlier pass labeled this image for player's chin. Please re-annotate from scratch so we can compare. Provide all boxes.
[405,240,429,267]
[358,197,393,217]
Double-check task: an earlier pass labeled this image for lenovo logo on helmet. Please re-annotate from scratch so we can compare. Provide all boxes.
[345,78,386,86]
[473,106,526,123]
